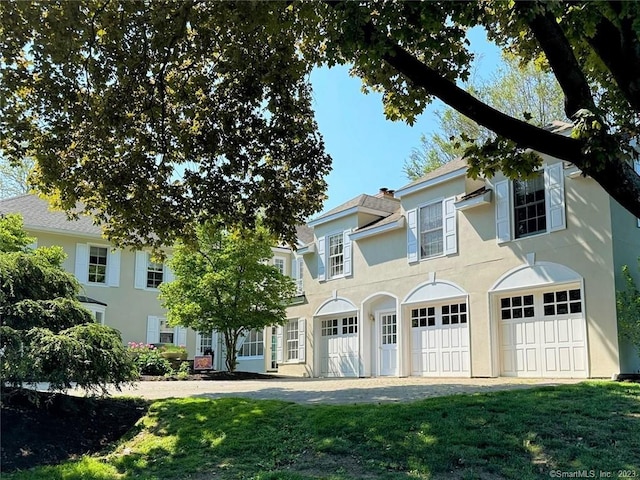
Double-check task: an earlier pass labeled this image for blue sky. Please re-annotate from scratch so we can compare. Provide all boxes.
[309,27,502,215]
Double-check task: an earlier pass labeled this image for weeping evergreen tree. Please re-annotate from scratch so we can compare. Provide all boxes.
[0,214,137,395]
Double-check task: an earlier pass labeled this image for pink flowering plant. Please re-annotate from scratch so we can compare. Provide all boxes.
[127,342,172,376]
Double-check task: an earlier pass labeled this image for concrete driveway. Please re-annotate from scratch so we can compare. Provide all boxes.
[102,376,585,404]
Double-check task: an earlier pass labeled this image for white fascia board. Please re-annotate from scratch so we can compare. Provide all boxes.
[350,216,406,241]
[297,243,316,255]
[24,225,104,240]
[307,205,392,227]
[272,246,291,254]
[395,168,467,198]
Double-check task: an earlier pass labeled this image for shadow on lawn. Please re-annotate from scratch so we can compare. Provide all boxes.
[112,383,640,479]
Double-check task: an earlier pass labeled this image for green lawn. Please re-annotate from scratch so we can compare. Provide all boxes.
[7,382,640,480]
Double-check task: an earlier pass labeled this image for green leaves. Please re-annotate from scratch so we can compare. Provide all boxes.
[1,1,331,249]
[159,220,296,371]
[617,260,640,355]
[0,215,137,393]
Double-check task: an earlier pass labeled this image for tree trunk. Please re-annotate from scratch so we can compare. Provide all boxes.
[223,331,239,372]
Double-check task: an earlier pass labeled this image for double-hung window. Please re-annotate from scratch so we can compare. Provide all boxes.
[513,173,546,238]
[274,257,285,275]
[328,233,344,278]
[135,251,173,289]
[318,231,353,281]
[75,243,120,286]
[407,197,457,263]
[419,202,444,259]
[146,261,164,289]
[495,163,565,243]
[276,318,306,364]
[88,246,108,283]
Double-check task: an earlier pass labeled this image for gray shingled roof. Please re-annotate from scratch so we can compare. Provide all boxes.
[295,224,314,245]
[354,209,403,234]
[0,194,102,236]
[314,193,400,222]
[397,156,468,193]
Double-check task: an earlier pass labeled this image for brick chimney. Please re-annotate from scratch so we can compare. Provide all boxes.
[376,187,395,198]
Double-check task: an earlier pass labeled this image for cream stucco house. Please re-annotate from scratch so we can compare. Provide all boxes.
[0,194,301,373]
[3,137,639,377]
[277,147,640,378]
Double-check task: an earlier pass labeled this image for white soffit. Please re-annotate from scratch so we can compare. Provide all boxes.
[490,261,582,292]
[314,297,358,317]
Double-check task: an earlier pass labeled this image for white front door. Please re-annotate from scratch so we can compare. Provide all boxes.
[379,312,398,376]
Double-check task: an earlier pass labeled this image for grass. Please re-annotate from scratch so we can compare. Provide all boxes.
[5,381,640,480]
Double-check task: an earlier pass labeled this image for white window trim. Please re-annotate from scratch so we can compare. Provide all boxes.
[495,163,566,244]
[276,318,306,364]
[81,303,107,325]
[273,256,287,276]
[135,251,173,291]
[407,196,457,264]
[75,243,120,287]
[146,315,186,346]
[238,329,265,359]
[319,230,352,281]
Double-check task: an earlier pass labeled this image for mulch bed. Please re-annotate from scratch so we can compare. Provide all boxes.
[1,371,276,473]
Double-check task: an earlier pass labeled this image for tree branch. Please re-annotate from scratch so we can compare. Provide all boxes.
[584,8,640,112]
[323,2,640,217]
[515,1,596,118]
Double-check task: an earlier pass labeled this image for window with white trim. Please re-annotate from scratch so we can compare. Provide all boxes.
[88,246,108,284]
[407,197,457,264]
[135,251,172,290]
[147,260,164,289]
[411,307,436,327]
[198,331,213,356]
[159,318,174,344]
[495,163,565,244]
[513,173,546,238]
[419,202,443,259]
[543,289,582,316]
[286,319,299,361]
[321,318,338,336]
[239,329,264,357]
[328,233,344,278]
[274,257,285,275]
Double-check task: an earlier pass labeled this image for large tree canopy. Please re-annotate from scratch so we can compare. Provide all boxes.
[1,1,639,248]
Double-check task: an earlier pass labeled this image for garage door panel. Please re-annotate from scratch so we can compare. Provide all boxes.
[556,318,569,343]
[558,347,571,371]
[500,289,587,378]
[410,301,470,377]
[544,320,557,343]
[544,347,557,372]
[573,346,586,372]
[571,318,585,342]
[524,322,537,344]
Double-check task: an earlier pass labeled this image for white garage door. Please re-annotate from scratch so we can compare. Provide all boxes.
[411,301,470,377]
[500,287,587,378]
[319,316,359,377]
